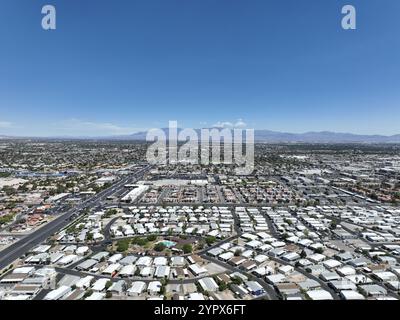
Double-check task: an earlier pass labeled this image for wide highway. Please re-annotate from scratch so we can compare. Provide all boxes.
[0,165,152,270]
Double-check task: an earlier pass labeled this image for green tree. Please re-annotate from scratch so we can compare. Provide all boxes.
[219,282,228,291]
[117,239,130,252]
[154,243,166,252]
[205,236,216,246]
[135,237,148,246]
[0,214,14,226]
[182,244,193,254]
[315,247,324,254]
[231,276,243,285]
[105,280,113,289]
[83,289,93,299]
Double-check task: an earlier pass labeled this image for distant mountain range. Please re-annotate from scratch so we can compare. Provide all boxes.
[2,129,400,143]
[115,129,400,143]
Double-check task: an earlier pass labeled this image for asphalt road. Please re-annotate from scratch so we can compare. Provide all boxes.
[0,165,152,270]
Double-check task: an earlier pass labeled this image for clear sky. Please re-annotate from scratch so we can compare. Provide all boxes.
[1,0,400,136]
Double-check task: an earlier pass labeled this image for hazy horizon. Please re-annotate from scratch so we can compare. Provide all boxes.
[3,126,400,139]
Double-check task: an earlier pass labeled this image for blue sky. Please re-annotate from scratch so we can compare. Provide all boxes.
[1,0,400,136]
